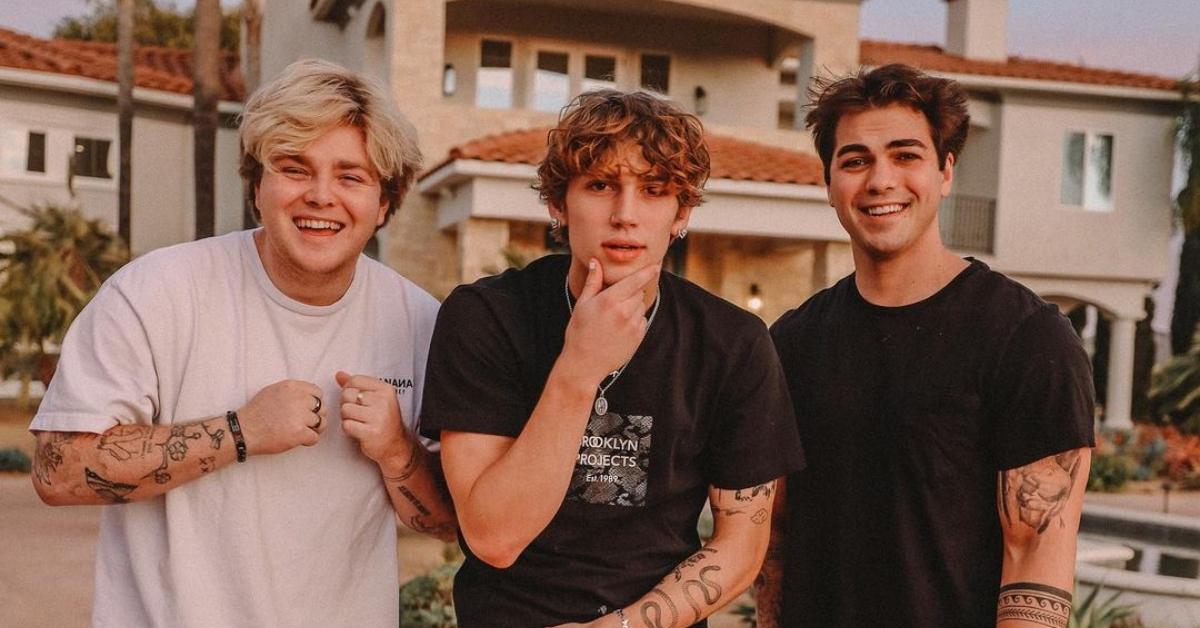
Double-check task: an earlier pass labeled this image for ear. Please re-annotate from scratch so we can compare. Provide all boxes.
[376,195,389,227]
[940,152,955,197]
[672,204,694,235]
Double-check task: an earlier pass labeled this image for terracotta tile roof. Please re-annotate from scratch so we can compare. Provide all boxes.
[860,39,1180,92]
[0,27,244,101]
[434,128,825,186]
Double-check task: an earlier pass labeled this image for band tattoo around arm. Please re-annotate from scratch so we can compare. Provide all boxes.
[1001,450,1082,534]
[383,436,422,483]
[997,582,1072,627]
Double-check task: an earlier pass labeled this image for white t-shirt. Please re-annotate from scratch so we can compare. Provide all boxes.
[32,229,440,628]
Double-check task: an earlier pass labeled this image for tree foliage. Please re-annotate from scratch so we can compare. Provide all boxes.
[0,204,128,406]
[1151,329,1200,433]
[52,0,240,53]
[1172,73,1200,355]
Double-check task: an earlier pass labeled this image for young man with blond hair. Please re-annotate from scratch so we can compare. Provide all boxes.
[30,59,454,627]
[758,64,1094,628]
[420,90,804,627]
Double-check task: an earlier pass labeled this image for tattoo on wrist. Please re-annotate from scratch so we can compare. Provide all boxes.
[997,582,1072,627]
[384,436,422,483]
[1001,450,1081,534]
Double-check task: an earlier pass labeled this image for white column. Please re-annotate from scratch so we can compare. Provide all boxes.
[1104,316,1136,430]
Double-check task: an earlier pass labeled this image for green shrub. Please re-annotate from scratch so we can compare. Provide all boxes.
[1087,453,1134,492]
[0,447,31,473]
[1070,583,1140,628]
[399,558,460,627]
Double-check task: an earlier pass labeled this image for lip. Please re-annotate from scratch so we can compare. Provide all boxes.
[293,216,345,235]
[857,201,909,217]
[601,238,645,263]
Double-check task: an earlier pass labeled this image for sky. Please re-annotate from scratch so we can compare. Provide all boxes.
[1,0,1197,79]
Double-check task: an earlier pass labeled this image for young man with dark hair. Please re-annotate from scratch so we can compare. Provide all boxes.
[420,89,804,627]
[758,64,1094,628]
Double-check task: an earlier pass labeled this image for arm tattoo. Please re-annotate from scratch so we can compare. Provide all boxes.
[34,433,69,486]
[673,547,718,582]
[997,582,1072,627]
[734,481,773,502]
[383,436,422,483]
[681,565,724,623]
[202,421,225,450]
[1001,450,1082,533]
[408,514,456,538]
[141,425,201,484]
[85,467,136,503]
[98,426,155,461]
[396,485,431,516]
[639,588,679,628]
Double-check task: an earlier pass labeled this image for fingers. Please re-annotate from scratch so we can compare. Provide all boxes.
[577,258,603,303]
[602,263,660,302]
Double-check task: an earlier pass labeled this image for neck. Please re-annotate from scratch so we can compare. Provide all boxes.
[567,257,660,310]
[852,242,968,307]
[253,230,355,306]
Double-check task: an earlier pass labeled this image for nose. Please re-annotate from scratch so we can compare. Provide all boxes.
[610,187,639,227]
[866,160,897,195]
[304,173,334,207]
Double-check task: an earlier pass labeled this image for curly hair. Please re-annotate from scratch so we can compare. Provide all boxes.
[535,90,710,226]
[238,58,422,227]
[805,64,970,184]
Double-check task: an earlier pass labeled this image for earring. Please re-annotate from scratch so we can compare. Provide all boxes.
[550,218,560,230]
[677,228,688,240]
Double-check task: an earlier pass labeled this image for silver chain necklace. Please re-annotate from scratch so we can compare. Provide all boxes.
[564,272,661,416]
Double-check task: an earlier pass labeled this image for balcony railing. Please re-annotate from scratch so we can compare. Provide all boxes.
[940,194,996,254]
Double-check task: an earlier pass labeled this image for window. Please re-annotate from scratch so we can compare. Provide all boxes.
[582,55,616,92]
[0,129,46,175]
[72,137,112,179]
[533,51,570,112]
[477,39,513,109]
[640,54,670,94]
[1061,131,1112,211]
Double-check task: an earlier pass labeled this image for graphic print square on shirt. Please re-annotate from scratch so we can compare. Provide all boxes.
[567,411,652,507]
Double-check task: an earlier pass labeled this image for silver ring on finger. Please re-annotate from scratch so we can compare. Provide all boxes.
[309,413,322,430]
[311,394,322,414]
[356,390,365,406]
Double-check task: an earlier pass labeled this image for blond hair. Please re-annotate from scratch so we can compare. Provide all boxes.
[238,58,422,225]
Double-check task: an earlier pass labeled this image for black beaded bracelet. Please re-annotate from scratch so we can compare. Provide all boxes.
[226,410,247,463]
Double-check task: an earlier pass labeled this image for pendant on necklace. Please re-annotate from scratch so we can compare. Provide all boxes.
[594,396,609,416]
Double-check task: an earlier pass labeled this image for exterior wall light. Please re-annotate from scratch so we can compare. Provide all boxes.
[694,86,708,116]
[747,283,763,312]
[443,64,457,97]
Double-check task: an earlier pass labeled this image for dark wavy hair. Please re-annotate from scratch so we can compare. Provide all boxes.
[535,90,710,233]
[805,63,970,184]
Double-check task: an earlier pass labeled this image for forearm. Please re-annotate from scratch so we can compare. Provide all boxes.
[754,480,788,628]
[454,358,600,557]
[378,439,458,542]
[32,416,236,505]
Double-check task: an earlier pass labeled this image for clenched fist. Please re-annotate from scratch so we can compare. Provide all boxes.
[337,371,414,464]
[236,379,327,457]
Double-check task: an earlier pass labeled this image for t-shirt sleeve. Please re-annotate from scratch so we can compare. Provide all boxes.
[30,277,159,434]
[704,322,805,489]
[989,306,1096,470]
[419,285,530,440]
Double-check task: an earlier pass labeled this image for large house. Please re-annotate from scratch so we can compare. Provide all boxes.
[0,28,245,255]
[259,0,1182,429]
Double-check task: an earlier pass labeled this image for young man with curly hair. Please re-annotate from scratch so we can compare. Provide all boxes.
[420,90,804,627]
[757,64,1095,628]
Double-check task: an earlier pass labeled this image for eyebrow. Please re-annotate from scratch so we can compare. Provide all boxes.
[835,138,929,158]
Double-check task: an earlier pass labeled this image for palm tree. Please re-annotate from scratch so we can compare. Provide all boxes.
[241,0,263,229]
[117,0,134,246]
[193,0,221,240]
[0,204,129,407]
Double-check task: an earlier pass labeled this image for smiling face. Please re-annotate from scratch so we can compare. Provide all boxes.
[254,124,387,304]
[828,104,954,266]
[552,141,691,294]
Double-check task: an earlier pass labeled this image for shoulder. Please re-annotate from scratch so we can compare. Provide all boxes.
[359,255,440,315]
[959,262,1073,340]
[104,231,246,300]
[771,273,855,340]
[442,254,565,315]
[665,271,767,337]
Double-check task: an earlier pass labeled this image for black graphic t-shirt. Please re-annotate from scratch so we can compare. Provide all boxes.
[770,260,1095,628]
[421,254,804,627]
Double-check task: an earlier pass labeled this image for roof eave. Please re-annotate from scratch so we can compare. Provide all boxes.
[0,66,243,114]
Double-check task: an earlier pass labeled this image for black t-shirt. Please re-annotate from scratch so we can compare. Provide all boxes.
[421,254,804,627]
[770,260,1094,628]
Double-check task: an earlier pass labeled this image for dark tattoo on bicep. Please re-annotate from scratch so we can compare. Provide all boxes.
[85,467,136,503]
[714,481,774,524]
[34,433,69,486]
[734,481,774,502]
[996,582,1072,627]
[681,565,724,623]
[639,588,679,628]
[1000,450,1082,534]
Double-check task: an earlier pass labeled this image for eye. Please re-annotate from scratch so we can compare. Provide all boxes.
[839,157,867,169]
[340,174,365,183]
[895,151,921,162]
[585,180,611,192]
[281,166,307,176]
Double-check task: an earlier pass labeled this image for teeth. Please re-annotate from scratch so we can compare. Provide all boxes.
[864,203,905,216]
[295,218,343,231]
